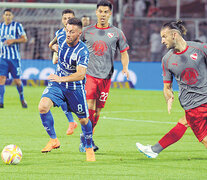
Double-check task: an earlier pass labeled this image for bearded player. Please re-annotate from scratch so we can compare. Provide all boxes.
[49,9,78,135]
[136,20,207,158]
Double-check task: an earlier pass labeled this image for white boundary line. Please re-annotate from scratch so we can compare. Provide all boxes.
[102,110,183,114]
[102,116,177,124]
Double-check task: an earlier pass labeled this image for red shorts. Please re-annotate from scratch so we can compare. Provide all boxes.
[185,103,207,142]
[85,74,111,108]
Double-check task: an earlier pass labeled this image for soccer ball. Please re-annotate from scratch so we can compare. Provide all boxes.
[1,145,22,165]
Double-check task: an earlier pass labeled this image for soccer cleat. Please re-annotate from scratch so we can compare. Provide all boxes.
[66,121,78,135]
[21,100,28,108]
[0,103,4,108]
[93,145,99,152]
[92,140,99,152]
[136,142,158,158]
[85,147,96,162]
[41,138,60,153]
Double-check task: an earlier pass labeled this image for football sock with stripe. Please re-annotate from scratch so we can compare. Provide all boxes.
[81,120,93,148]
[156,122,187,152]
[16,83,24,101]
[0,85,5,104]
[61,102,74,122]
[40,110,57,139]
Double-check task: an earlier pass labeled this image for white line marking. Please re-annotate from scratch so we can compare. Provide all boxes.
[102,116,176,124]
[102,110,183,114]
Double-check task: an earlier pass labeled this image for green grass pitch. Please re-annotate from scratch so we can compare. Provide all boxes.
[0,86,206,180]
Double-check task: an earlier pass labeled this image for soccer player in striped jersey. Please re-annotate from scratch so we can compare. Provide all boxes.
[136,20,207,158]
[39,18,95,161]
[80,0,130,152]
[49,9,78,135]
[0,9,28,108]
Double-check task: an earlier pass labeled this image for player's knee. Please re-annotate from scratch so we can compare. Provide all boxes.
[13,79,22,86]
[38,103,49,114]
[79,118,88,126]
[178,116,189,127]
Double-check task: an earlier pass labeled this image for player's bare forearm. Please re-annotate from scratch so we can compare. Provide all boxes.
[163,83,174,114]
[49,36,58,51]
[48,66,87,82]
[5,35,27,45]
[52,52,58,64]
[163,83,173,102]
[51,44,58,53]
[121,51,129,79]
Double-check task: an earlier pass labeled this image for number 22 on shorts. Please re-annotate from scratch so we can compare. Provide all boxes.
[99,92,108,102]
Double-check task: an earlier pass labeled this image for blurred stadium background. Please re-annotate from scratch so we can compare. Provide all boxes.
[0,0,206,90]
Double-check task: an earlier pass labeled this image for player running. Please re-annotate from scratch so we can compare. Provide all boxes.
[136,20,207,158]
[0,9,28,108]
[38,18,95,161]
[49,9,78,135]
[79,0,130,152]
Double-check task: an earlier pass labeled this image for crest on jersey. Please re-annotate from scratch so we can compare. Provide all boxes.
[190,53,197,60]
[107,33,114,38]
[84,50,88,55]
[71,53,77,60]
[181,68,198,85]
[92,40,108,56]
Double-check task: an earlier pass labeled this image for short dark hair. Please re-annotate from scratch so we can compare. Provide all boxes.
[62,9,75,16]
[82,15,91,19]
[4,8,12,14]
[67,18,82,29]
[97,0,113,11]
[161,20,187,36]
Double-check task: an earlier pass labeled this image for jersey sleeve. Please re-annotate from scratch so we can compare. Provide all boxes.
[116,28,129,53]
[162,55,173,83]
[195,42,207,65]
[77,47,89,68]
[57,33,65,46]
[16,23,26,37]
[55,30,59,37]
[200,42,207,56]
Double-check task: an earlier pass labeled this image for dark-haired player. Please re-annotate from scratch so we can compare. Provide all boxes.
[80,0,130,152]
[39,18,95,161]
[81,15,91,27]
[136,20,207,158]
[49,9,78,136]
[0,9,28,108]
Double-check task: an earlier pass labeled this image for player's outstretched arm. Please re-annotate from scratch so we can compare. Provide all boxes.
[120,51,129,80]
[48,65,87,83]
[5,34,27,46]
[52,52,58,64]
[49,36,58,51]
[163,83,174,114]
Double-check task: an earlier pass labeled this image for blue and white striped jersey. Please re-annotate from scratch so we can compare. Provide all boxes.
[55,28,64,37]
[0,21,26,60]
[56,31,89,90]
